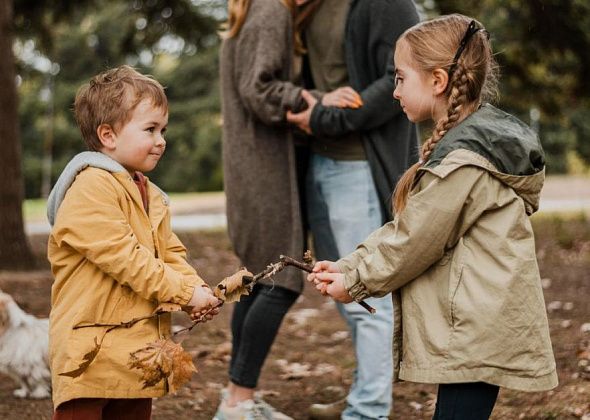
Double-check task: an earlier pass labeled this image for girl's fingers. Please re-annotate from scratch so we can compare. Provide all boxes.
[314,272,335,282]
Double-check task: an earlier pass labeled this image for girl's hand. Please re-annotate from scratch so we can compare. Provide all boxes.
[321,87,363,109]
[307,260,341,283]
[313,272,353,303]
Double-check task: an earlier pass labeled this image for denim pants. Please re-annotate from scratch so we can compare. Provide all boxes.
[307,154,394,420]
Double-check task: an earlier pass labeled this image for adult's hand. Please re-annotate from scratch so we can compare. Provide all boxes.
[322,86,363,109]
[286,89,317,134]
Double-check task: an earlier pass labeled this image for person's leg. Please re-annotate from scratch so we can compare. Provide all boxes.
[307,155,393,419]
[432,382,499,420]
[52,398,106,420]
[228,285,299,393]
[102,399,152,420]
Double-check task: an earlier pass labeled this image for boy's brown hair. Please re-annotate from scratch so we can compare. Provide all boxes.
[74,65,168,151]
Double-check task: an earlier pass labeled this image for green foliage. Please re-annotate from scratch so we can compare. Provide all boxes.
[416,0,590,174]
[13,0,590,197]
[14,0,224,197]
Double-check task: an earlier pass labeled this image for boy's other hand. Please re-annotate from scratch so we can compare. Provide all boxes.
[186,286,221,321]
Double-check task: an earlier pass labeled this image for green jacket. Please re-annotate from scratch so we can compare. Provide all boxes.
[338,104,558,391]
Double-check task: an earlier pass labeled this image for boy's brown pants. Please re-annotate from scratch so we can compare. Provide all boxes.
[52,398,152,420]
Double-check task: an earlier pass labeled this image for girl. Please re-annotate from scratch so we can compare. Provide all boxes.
[217,0,355,419]
[308,14,558,419]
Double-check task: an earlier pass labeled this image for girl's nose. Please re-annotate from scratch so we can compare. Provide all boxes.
[393,85,401,100]
[156,134,166,148]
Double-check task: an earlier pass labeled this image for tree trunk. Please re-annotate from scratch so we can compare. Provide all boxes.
[0,0,36,269]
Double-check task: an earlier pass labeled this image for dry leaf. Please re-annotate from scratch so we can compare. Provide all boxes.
[59,336,101,378]
[153,303,183,314]
[128,338,197,392]
[214,268,254,303]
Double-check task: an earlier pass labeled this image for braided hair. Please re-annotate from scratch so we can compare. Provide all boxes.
[392,14,499,213]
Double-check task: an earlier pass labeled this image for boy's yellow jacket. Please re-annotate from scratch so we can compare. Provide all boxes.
[338,105,558,391]
[47,156,204,408]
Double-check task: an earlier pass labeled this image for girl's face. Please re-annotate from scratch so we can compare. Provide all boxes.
[393,40,446,123]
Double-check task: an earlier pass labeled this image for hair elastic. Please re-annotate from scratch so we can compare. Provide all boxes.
[448,20,489,77]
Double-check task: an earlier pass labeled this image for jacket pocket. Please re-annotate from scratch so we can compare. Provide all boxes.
[449,265,464,327]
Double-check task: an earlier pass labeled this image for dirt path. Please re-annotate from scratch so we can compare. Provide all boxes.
[2,219,589,419]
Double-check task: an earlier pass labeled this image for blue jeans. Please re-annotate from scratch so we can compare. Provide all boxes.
[307,154,394,420]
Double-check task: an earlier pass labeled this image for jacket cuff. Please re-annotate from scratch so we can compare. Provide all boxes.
[343,269,371,301]
[177,276,205,305]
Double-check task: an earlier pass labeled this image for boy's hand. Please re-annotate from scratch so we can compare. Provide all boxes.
[186,285,221,321]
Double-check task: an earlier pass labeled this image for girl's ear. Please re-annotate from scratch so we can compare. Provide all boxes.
[431,69,449,96]
[97,124,116,150]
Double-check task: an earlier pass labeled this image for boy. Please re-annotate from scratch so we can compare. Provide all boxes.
[47,65,219,419]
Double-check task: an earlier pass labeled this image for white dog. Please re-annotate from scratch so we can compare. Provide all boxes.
[0,290,51,399]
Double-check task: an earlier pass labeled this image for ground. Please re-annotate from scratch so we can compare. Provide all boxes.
[0,214,589,419]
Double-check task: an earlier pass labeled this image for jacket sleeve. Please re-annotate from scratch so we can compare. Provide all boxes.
[338,166,496,300]
[162,228,207,288]
[233,9,303,125]
[309,0,419,136]
[52,170,197,305]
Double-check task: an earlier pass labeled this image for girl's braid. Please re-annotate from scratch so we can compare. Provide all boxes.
[421,62,471,162]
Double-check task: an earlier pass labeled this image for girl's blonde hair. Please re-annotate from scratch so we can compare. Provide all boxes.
[220,0,322,54]
[393,14,499,213]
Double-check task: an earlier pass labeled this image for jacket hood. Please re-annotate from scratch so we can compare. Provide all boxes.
[423,104,545,214]
[46,152,127,226]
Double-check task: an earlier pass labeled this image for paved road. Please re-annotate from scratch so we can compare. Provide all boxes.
[26,176,589,235]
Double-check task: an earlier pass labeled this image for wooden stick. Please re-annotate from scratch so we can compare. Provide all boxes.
[280,255,376,314]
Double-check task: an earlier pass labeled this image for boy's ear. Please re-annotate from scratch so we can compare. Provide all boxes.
[432,69,449,95]
[97,123,116,150]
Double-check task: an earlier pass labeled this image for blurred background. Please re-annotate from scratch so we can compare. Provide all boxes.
[7,0,590,198]
[3,0,589,269]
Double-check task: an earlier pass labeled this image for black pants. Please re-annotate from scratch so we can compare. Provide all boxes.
[229,284,299,388]
[433,382,499,420]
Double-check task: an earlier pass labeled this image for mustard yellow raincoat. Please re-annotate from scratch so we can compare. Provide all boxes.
[47,153,204,408]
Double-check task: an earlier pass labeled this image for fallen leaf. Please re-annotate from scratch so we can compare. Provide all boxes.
[214,268,254,303]
[128,338,197,392]
[59,336,101,378]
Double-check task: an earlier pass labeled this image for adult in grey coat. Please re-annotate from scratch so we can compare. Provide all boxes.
[217,0,342,418]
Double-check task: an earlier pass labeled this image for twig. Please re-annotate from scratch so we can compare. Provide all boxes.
[173,301,225,335]
[279,255,376,314]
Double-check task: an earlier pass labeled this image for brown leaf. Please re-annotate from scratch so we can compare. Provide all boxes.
[59,336,101,378]
[128,338,197,392]
[213,268,254,303]
[153,303,183,314]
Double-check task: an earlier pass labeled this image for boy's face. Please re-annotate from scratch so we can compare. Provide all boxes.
[101,98,168,175]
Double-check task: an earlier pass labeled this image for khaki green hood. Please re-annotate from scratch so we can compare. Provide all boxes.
[422,104,545,214]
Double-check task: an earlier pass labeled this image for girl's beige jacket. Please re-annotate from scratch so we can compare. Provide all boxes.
[339,105,558,392]
[48,166,204,408]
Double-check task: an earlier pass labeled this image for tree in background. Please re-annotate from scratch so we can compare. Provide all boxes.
[1,0,221,269]
[0,0,35,269]
[418,0,590,173]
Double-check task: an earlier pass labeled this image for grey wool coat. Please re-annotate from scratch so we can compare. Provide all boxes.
[220,0,305,293]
